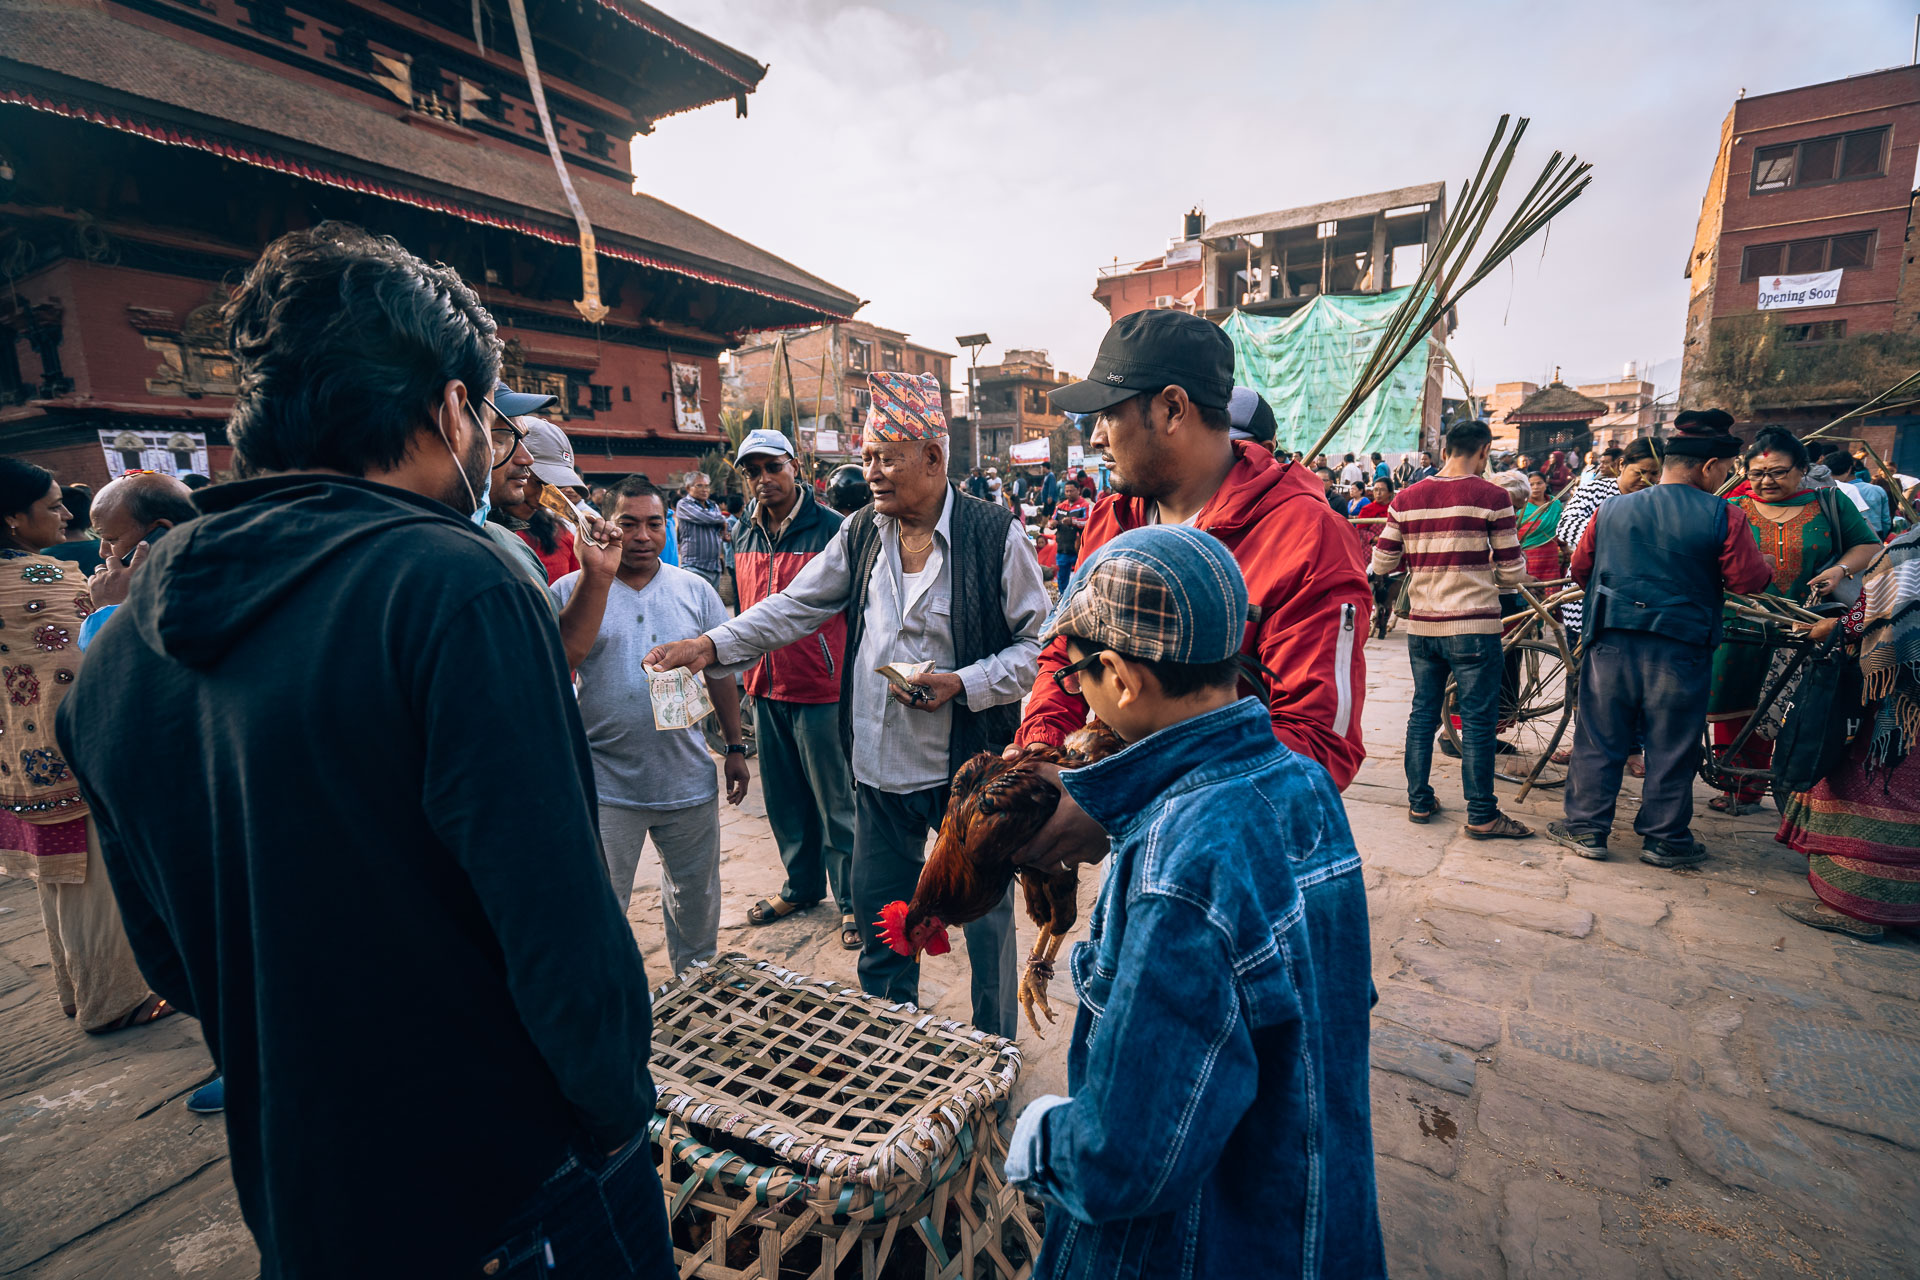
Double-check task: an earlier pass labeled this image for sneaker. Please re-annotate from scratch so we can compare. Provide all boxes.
[1437,736,1461,759]
[1640,836,1708,869]
[187,1077,225,1114]
[1546,820,1608,859]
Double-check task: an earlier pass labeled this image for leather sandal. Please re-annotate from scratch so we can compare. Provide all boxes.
[1463,813,1534,840]
[746,896,805,926]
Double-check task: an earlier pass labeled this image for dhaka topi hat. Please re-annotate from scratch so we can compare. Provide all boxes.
[1043,524,1251,664]
[522,418,585,488]
[864,371,947,441]
[734,428,795,464]
[1666,408,1740,460]
[1051,309,1235,415]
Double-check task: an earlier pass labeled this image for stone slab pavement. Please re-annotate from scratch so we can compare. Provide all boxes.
[4,631,1918,1276]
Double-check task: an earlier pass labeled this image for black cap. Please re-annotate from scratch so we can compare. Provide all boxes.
[1051,310,1235,415]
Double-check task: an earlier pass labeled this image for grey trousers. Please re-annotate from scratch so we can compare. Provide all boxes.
[852,783,1018,1040]
[599,798,720,978]
[755,699,854,915]
[1563,630,1713,848]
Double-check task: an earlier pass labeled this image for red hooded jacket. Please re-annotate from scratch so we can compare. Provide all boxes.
[1017,442,1371,790]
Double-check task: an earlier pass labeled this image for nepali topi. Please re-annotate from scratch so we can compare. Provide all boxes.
[864,371,947,441]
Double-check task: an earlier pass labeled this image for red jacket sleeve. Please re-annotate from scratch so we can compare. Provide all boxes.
[1018,498,1126,748]
[1570,517,1598,587]
[1719,505,1773,594]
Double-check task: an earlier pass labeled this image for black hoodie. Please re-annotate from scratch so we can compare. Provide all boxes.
[56,475,667,1278]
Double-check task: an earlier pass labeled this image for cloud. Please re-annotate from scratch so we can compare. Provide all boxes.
[634,0,1911,393]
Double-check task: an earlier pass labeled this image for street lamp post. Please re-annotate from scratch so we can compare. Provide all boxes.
[956,332,990,474]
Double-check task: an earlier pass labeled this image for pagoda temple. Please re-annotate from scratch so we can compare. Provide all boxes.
[0,0,858,485]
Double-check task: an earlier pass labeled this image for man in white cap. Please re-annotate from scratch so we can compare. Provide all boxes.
[494,417,588,583]
[729,429,859,948]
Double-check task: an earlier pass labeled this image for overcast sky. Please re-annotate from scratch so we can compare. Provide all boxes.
[635,0,1916,396]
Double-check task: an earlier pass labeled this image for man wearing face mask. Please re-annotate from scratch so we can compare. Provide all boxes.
[475,390,562,589]
[54,224,672,1279]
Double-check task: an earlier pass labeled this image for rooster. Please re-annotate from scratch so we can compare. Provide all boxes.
[876,720,1125,1037]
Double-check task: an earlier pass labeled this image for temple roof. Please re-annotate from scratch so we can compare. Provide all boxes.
[0,1,856,322]
[1508,382,1608,423]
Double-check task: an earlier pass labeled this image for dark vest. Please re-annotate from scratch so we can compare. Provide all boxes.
[839,487,1020,777]
[1584,483,1731,647]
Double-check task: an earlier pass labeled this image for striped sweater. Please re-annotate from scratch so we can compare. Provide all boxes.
[1367,474,1525,634]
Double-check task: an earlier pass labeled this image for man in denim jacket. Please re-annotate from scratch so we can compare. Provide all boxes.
[1006,524,1385,1278]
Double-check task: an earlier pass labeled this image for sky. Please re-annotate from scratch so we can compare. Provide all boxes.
[635,0,1917,398]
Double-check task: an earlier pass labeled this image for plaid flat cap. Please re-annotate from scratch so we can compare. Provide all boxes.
[1043,525,1250,663]
[864,371,947,441]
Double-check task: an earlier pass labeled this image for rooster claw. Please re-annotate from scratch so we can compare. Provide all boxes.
[1018,960,1058,1038]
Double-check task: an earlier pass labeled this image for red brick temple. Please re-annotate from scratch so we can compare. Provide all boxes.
[0,0,858,486]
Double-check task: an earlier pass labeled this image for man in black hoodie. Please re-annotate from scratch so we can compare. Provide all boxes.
[55,224,672,1279]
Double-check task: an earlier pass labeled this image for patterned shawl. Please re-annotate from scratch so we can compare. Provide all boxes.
[0,551,91,882]
[1859,527,1920,770]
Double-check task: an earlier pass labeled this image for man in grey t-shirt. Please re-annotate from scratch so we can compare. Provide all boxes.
[553,475,749,976]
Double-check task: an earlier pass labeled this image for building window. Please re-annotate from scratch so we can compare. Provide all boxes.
[848,388,872,420]
[1740,230,1875,280]
[238,0,300,41]
[589,384,613,412]
[848,339,871,372]
[1782,320,1846,344]
[1751,127,1888,193]
[881,343,902,372]
[329,26,373,70]
[583,130,614,160]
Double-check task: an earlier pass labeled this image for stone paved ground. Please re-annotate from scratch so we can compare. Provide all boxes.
[4,633,1918,1277]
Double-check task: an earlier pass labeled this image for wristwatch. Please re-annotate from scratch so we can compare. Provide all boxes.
[725,743,748,756]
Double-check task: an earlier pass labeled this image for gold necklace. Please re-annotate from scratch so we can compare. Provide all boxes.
[899,528,935,555]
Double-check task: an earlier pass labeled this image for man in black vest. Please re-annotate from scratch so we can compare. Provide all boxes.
[646,371,1048,1038]
[1549,411,1771,868]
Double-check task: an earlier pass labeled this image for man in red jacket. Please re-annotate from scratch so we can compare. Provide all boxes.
[1014,311,1371,867]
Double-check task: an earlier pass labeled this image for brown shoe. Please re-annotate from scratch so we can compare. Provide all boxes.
[1464,813,1534,840]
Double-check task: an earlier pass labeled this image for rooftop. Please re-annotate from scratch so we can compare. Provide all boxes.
[1203,182,1446,242]
[1508,382,1609,423]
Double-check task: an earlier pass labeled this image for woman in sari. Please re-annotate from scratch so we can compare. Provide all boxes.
[1776,526,1920,939]
[1517,471,1564,582]
[0,458,168,1030]
[1708,429,1881,810]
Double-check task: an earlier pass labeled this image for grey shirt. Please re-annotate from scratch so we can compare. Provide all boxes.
[550,565,728,810]
[708,487,1047,794]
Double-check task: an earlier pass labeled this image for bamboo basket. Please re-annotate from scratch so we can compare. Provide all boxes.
[647,953,1043,1279]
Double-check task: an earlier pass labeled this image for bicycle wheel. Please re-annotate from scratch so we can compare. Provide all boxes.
[1440,638,1574,788]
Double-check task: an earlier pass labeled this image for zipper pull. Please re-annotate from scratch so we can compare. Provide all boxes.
[1342,602,1355,631]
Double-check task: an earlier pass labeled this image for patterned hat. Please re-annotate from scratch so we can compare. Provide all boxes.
[1042,525,1251,664]
[864,371,947,441]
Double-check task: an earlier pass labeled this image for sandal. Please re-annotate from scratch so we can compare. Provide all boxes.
[1464,813,1534,840]
[840,915,861,950]
[1408,804,1440,825]
[1778,899,1883,940]
[746,896,806,926]
[94,995,174,1034]
[1708,794,1761,815]
[1625,754,1646,779]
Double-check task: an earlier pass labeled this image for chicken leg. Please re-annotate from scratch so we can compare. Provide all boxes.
[1018,924,1070,1037]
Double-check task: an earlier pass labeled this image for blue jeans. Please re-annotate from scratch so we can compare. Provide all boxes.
[1564,630,1711,847]
[476,1134,674,1277]
[1055,556,1077,596]
[1405,631,1503,824]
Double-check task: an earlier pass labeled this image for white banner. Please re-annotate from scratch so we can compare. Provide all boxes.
[814,430,840,454]
[1066,444,1085,468]
[671,362,706,432]
[1757,270,1841,311]
[1009,438,1050,464]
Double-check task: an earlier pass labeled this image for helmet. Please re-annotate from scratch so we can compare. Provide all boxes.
[824,464,870,515]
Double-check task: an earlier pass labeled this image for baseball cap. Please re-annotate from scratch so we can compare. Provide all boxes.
[1227,387,1278,443]
[492,381,557,419]
[1051,310,1235,416]
[735,428,795,464]
[521,418,585,488]
[1043,525,1251,664]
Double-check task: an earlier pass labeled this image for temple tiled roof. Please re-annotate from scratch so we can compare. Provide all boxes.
[1509,382,1607,422]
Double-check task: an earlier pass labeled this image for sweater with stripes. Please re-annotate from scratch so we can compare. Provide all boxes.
[1367,474,1525,635]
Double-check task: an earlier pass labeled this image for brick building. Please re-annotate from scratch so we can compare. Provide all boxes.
[726,321,951,466]
[973,349,1071,464]
[0,0,856,487]
[1092,210,1206,321]
[1680,64,1920,473]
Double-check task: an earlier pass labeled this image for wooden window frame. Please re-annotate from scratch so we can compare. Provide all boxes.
[1749,126,1890,195]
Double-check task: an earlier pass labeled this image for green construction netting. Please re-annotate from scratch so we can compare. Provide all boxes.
[1222,287,1431,457]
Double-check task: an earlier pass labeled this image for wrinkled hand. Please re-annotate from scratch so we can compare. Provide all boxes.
[892,671,964,712]
[1009,763,1111,876]
[722,750,750,805]
[643,636,717,675]
[86,540,148,609]
[1805,565,1846,598]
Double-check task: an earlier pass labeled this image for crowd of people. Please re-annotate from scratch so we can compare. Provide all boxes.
[3,219,1917,1278]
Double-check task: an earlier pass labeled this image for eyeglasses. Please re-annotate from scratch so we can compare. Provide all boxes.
[1051,649,1109,697]
[468,398,526,468]
[1746,466,1799,483]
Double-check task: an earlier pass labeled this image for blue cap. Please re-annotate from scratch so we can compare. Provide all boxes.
[492,382,558,418]
[1042,524,1251,663]
[734,428,795,464]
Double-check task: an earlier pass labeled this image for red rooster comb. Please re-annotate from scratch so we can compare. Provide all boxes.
[877,901,915,956]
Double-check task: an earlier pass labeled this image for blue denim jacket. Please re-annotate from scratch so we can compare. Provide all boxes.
[1009,697,1384,1279]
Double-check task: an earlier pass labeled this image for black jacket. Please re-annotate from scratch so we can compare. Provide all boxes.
[56,475,664,1279]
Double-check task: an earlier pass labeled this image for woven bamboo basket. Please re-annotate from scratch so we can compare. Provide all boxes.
[647,953,1043,1280]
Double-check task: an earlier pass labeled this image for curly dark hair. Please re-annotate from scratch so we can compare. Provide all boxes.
[222,222,501,477]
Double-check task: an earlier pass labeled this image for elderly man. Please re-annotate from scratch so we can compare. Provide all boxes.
[675,472,728,586]
[647,371,1047,1039]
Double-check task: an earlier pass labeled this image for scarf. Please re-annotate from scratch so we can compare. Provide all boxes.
[1858,527,1920,770]
[1724,480,1819,507]
[1517,498,1562,549]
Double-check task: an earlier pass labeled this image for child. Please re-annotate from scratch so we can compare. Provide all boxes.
[1005,524,1384,1278]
